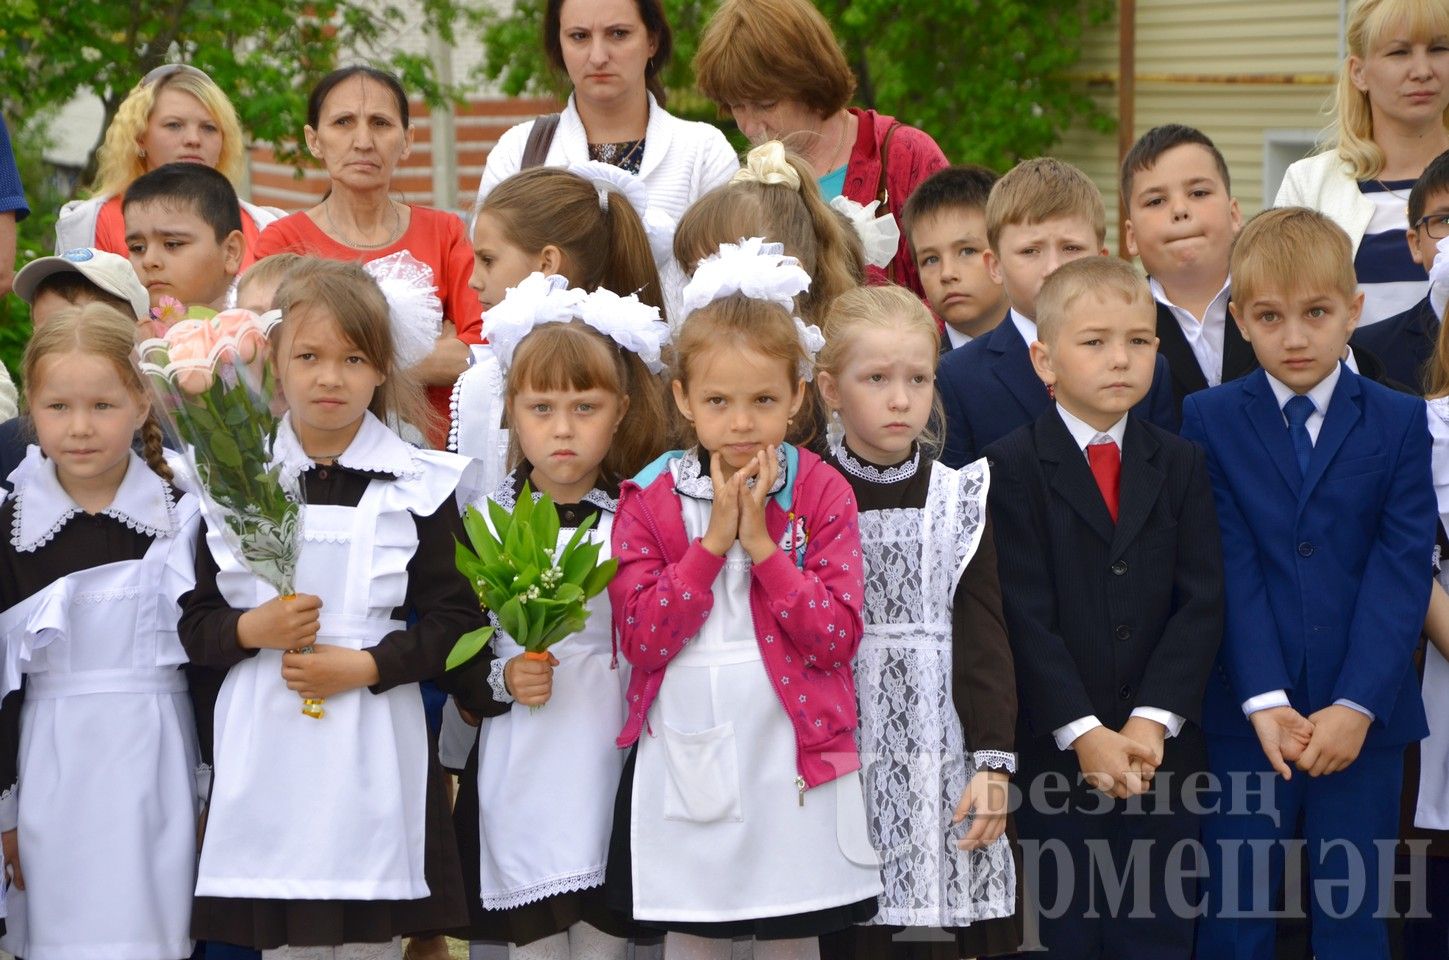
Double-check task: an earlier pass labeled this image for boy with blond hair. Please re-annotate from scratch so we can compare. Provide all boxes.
[938,157,1176,468]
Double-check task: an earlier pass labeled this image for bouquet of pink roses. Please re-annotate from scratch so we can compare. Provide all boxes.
[137,299,317,717]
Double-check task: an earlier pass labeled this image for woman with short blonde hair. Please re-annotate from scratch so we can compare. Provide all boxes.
[55,65,282,267]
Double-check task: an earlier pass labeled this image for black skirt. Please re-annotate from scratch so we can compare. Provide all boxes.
[192,741,468,949]
[604,746,879,941]
[448,733,641,947]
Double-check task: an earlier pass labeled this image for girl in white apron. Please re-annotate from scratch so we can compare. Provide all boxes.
[0,303,204,960]
[814,287,1019,960]
[605,241,882,960]
[447,277,671,960]
[178,259,488,960]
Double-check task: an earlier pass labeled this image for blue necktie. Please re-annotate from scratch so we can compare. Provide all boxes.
[1283,394,1315,476]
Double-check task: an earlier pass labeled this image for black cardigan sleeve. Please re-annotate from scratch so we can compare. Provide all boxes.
[951,513,1017,766]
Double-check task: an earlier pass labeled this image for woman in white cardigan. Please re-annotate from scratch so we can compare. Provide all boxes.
[474,0,738,321]
[1275,0,1448,327]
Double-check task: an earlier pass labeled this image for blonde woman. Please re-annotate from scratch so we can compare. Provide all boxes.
[1275,0,1449,326]
[55,64,282,268]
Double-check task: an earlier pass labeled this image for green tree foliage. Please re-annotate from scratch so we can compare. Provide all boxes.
[476,0,1116,172]
[0,0,485,188]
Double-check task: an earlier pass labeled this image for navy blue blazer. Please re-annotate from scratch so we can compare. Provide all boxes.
[1180,366,1433,746]
[938,315,1180,468]
[1350,296,1439,394]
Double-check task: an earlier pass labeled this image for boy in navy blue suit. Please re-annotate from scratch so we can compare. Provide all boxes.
[1183,207,1435,960]
[900,164,1009,353]
[1351,149,1449,393]
[987,256,1223,959]
[938,157,1178,468]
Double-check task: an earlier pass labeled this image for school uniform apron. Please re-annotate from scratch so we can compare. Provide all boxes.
[476,509,629,909]
[1417,563,1449,829]
[629,475,881,924]
[0,532,201,960]
[195,480,430,901]
[853,460,1015,926]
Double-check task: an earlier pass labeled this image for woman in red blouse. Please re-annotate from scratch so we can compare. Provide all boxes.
[254,66,482,447]
[693,0,948,298]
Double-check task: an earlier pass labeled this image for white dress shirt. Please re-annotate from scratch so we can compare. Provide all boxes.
[1050,403,1188,749]
[944,325,973,350]
[1150,276,1232,387]
[1244,362,1373,722]
[1009,308,1037,347]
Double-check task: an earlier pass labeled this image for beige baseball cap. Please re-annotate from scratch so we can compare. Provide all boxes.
[13,248,151,321]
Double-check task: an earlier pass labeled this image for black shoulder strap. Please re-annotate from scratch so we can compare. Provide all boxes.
[521,113,562,169]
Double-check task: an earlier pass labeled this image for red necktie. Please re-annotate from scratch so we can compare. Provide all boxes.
[1087,439,1121,523]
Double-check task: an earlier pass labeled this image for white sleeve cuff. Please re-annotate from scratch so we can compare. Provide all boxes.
[1242,689,1291,717]
[0,783,15,833]
[1054,715,1102,750]
[1130,707,1185,738]
[971,750,1017,775]
[1334,698,1375,721]
[488,656,515,705]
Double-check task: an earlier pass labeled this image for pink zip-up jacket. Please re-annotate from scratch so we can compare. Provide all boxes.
[610,445,866,792]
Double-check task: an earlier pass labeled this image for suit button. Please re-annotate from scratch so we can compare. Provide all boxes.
[1297,542,1314,557]
[1119,684,1132,700]
[1111,560,1128,576]
[1115,624,1132,641]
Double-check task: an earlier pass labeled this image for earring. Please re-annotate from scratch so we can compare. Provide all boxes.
[1046,383,1055,400]
[137,148,146,159]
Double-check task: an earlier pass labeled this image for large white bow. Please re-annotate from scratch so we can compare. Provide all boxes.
[568,160,678,268]
[830,195,902,269]
[481,273,587,370]
[363,251,444,370]
[680,237,824,381]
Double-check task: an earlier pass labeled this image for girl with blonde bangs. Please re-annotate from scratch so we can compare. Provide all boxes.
[815,285,1019,958]
[1275,0,1449,325]
[55,66,284,266]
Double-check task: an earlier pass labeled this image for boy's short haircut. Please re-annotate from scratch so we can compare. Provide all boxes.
[900,164,1000,248]
[1120,124,1232,205]
[985,157,1106,253]
[123,162,243,241]
[1035,256,1151,344]
[1409,149,1449,226]
[238,252,307,303]
[1230,207,1356,308]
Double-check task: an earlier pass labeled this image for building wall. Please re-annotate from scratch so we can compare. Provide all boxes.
[1055,0,1344,254]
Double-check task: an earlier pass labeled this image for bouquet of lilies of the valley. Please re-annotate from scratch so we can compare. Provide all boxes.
[136,298,319,719]
[449,485,618,700]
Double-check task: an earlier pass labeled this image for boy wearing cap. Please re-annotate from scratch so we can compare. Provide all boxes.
[13,247,152,327]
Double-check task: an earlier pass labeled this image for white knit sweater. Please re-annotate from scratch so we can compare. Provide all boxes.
[475,93,739,322]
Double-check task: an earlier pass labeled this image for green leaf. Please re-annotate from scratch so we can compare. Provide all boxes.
[498,596,525,641]
[555,583,584,604]
[210,432,243,469]
[563,541,601,585]
[581,557,619,598]
[514,483,535,532]
[462,506,497,559]
[445,626,494,671]
[533,493,560,554]
[486,498,513,544]
[454,538,486,588]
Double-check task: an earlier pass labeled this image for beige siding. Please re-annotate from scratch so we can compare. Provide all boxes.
[1053,0,1342,255]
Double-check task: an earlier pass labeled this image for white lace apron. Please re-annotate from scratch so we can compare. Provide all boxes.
[0,495,202,960]
[853,458,1015,926]
[1419,399,1449,829]
[196,480,430,900]
[474,487,628,910]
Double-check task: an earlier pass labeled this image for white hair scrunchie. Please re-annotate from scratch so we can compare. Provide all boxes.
[362,251,445,370]
[731,141,802,190]
[829,195,902,269]
[680,237,823,381]
[1430,235,1449,325]
[481,271,671,373]
[568,160,678,268]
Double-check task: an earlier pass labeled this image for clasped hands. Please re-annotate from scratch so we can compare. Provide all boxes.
[1249,704,1371,780]
[699,447,781,562]
[1072,716,1168,799]
[236,593,379,700]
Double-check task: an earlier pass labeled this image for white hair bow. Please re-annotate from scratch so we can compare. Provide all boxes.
[568,161,678,268]
[363,251,444,370]
[481,273,587,370]
[732,141,802,190]
[481,272,671,373]
[680,237,824,381]
[830,196,902,269]
[1431,236,1449,325]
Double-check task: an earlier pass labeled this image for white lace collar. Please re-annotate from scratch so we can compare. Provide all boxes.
[10,446,178,552]
[833,442,920,485]
[491,466,619,515]
[273,411,423,493]
[674,446,789,501]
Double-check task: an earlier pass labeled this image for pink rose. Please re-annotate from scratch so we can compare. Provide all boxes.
[166,319,219,394]
[213,308,269,364]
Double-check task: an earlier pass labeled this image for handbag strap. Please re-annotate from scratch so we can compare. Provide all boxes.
[875,122,903,282]
[521,113,562,169]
